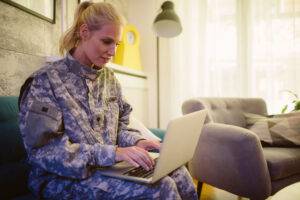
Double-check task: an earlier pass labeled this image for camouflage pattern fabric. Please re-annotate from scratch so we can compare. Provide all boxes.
[38,166,196,200]
[19,54,198,199]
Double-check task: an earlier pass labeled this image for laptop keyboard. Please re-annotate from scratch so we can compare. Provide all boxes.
[124,158,158,178]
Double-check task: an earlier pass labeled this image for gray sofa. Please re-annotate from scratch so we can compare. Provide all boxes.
[182,98,300,200]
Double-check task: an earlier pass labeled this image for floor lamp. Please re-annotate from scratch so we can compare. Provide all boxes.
[153,1,182,128]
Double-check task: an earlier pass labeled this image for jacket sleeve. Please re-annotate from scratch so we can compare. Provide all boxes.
[19,74,116,179]
[115,82,145,147]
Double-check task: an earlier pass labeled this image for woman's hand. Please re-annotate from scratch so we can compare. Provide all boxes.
[136,139,161,151]
[115,146,155,171]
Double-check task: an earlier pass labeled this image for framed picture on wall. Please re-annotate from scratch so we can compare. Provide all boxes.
[1,0,56,23]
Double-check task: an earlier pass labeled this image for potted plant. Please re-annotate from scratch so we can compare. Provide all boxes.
[281,90,300,113]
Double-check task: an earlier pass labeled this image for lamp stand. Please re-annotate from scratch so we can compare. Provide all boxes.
[156,36,160,128]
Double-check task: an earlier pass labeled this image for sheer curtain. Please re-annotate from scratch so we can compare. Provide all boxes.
[249,0,300,114]
[159,0,300,128]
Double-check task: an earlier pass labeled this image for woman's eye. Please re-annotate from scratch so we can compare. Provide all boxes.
[102,39,113,45]
[101,39,121,47]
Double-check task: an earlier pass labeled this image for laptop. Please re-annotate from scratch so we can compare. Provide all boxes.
[97,110,207,184]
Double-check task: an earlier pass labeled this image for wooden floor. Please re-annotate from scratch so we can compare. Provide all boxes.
[195,182,273,200]
[198,183,249,200]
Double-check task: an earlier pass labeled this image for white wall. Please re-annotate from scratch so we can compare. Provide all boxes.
[157,0,182,129]
[126,0,158,128]
[114,72,149,125]
[0,0,63,96]
[125,0,179,129]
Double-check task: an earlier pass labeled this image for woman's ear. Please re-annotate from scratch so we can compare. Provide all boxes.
[79,23,90,41]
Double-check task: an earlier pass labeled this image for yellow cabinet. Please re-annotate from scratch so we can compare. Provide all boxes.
[113,24,142,70]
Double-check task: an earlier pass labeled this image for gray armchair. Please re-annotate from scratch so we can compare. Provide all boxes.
[182,98,300,200]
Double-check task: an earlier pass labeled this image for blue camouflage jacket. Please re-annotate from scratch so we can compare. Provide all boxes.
[19,54,144,192]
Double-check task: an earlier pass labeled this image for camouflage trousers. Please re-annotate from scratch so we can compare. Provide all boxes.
[42,166,198,200]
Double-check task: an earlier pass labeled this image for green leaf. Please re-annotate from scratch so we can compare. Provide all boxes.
[294,101,300,111]
[281,105,288,113]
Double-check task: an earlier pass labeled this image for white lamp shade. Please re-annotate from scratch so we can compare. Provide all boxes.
[153,19,182,38]
[153,1,182,38]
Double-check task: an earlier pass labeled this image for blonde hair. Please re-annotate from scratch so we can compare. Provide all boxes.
[59,1,125,55]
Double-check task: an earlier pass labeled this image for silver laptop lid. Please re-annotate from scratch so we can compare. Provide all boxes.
[152,110,206,182]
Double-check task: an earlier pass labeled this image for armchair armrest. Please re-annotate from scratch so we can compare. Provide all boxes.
[190,123,271,199]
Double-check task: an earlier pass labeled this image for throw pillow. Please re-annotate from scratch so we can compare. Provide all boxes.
[272,111,300,118]
[128,116,161,141]
[244,112,300,147]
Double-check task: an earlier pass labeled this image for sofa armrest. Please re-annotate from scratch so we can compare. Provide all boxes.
[190,123,271,199]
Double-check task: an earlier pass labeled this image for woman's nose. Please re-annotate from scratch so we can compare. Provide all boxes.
[107,45,117,56]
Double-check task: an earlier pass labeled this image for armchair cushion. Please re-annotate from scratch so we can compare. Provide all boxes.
[182,98,268,128]
[264,147,300,180]
[245,112,300,146]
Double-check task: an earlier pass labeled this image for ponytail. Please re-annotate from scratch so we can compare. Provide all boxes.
[59,1,125,55]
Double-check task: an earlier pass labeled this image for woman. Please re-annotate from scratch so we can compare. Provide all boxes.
[19,2,197,199]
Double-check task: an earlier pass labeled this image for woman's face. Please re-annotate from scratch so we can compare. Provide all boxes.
[80,23,122,67]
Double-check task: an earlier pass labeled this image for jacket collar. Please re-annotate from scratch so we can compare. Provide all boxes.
[65,53,104,80]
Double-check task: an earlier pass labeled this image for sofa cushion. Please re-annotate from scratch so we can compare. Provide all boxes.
[263,147,300,181]
[149,128,165,140]
[128,116,162,141]
[13,194,36,200]
[0,120,26,163]
[0,163,31,199]
[0,96,27,164]
[0,96,19,121]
